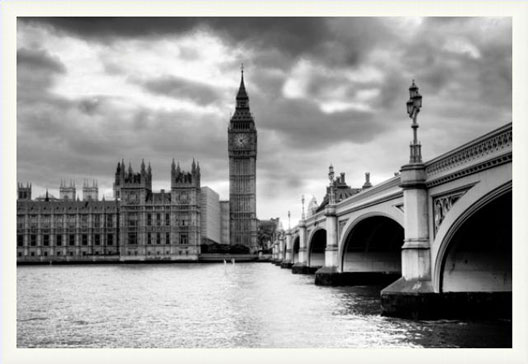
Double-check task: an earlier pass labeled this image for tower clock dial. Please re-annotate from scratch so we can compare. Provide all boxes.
[234,133,249,148]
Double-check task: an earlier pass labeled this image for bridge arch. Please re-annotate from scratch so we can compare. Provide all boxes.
[337,212,404,274]
[338,211,403,272]
[307,227,326,268]
[292,235,300,264]
[433,182,512,293]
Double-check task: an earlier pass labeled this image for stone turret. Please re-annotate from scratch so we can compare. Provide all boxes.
[171,159,201,189]
[114,160,152,203]
[83,180,99,201]
[60,180,76,200]
[17,182,32,200]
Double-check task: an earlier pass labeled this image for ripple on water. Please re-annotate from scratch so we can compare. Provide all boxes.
[17,264,512,348]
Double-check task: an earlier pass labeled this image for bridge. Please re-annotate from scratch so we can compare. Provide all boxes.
[271,120,512,319]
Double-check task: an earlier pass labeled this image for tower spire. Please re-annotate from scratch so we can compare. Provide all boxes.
[236,64,248,108]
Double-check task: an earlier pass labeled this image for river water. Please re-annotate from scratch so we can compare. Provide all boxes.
[17,263,511,348]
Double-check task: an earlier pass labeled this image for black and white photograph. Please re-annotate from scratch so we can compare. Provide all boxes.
[3,1,527,362]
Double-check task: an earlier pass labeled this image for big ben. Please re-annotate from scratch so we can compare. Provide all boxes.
[228,67,257,252]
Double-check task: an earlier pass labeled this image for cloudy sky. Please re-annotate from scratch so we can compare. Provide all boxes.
[17,17,511,226]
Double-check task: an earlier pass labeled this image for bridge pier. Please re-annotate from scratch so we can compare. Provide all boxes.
[280,230,293,268]
[381,278,512,319]
[272,233,285,266]
[292,220,313,274]
[314,205,340,284]
[381,162,435,316]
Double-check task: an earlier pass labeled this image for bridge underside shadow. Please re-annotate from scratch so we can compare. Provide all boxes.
[382,190,512,319]
[293,229,325,274]
[316,216,403,286]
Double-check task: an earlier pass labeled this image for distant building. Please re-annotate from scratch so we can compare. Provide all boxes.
[315,172,361,213]
[307,196,318,218]
[257,218,279,251]
[200,187,221,244]
[220,200,230,245]
[16,159,211,263]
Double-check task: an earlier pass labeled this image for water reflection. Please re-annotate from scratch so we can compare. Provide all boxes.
[17,264,511,348]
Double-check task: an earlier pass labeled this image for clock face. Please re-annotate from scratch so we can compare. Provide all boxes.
[234,133,249,148]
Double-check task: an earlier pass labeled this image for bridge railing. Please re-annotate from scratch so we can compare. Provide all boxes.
[424,123,512,184]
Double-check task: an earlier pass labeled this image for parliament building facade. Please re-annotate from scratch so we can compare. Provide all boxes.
[16,70,259,263]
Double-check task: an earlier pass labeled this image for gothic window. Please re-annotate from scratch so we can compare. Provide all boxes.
[81,215,89,228]
[17,235,23,247]
[156,233,161,245]
[107,234,113,246]
[156,213,161,226]
[93,215,101,228]
[128,213,138,228]
[41,215,50,228]
[17,215,24,229]
[147,213,152,226]
[30,215,38,228]
[165,213,170,226]
[56,235,62,246]
[128,232,137,245]
[180,234,188,245]
[94,234,100,246]
[43,235,49,246]
[69,234,75,246]
[82,234,88,246]
[166,232,170,245]
[30,234,37,246]
[55,215,64,227]
[106,215,113,228]
[147,233,152,245]
[67,215,76,228]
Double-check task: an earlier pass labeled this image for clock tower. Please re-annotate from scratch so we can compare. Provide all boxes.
[228,67,258,252]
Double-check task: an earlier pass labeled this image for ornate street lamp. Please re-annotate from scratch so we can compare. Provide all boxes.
[328,164,335,205]
[407,80,423,163]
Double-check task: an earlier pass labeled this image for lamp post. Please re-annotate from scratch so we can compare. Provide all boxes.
[328,164,335,205]
[288,210,291,230]
[406,80,423,163]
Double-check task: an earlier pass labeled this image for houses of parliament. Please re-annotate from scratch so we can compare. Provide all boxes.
[16,70,259,263]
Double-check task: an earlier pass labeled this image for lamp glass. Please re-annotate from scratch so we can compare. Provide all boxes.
[407,100,413,115]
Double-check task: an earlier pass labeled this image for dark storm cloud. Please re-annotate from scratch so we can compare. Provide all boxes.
[21,17,392,68]
[138,76,221,105]
[17,47,66,74]
[17,47,66,102]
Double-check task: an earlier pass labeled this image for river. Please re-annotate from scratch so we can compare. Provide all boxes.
[17,263,511,348]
